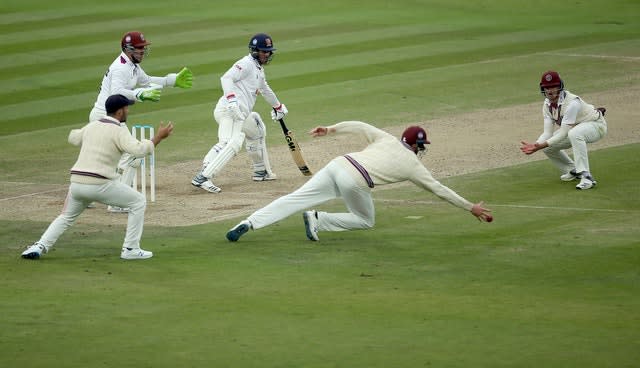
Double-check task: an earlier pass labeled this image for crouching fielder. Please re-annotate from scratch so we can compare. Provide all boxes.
[226,121,492,242]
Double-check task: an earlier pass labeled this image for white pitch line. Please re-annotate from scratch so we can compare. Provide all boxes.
[376,199,639,213]
[541,52,640,61]
[0,187,67,202]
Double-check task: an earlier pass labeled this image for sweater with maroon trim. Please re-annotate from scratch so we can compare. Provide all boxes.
[68,116,154,184]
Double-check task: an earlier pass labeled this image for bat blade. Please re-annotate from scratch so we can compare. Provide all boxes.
[278,118,312,176]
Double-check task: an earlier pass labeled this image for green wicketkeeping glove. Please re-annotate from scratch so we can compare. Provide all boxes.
[138,89,161,102]
[175,67,193,89]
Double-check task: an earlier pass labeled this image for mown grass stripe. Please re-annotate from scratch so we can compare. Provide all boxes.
[0,31,634,125]
[2,28,632,103]
[0,22,426,70]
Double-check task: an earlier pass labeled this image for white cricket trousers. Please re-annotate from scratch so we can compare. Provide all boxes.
[543,118,607,174]
[248,158,375,231]
[38,181,147,250]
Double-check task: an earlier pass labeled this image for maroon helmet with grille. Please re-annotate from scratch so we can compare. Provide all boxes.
[401,126,430,155]
[121,31,151,51]
[539,70,564,94]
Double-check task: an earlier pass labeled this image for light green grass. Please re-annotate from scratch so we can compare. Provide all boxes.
[1,145,639,368]
[1,0,639,367]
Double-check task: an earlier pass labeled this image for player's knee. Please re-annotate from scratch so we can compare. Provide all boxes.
[128,193,146,212]
[567,129,585,142]
[364,218,375,229]
[228,133,245,154]
[358,215,375,229]
[243,112,266,140]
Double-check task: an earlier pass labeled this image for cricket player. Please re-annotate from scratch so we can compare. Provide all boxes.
[226,121,492,242]
[191,33,288,193]
[91,31,192,211]
[21,95,174,260]
[520,70,607,190]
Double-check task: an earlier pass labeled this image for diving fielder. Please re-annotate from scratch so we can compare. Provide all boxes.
[226,121,492,242]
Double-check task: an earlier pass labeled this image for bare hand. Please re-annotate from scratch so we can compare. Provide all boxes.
[152,121,174,146]
[471,201,492,222]
[309,126,328,137]
[520,141,538,155]
[158,121,174,139]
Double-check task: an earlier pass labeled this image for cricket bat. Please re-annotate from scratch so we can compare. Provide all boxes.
[277,117,313,176]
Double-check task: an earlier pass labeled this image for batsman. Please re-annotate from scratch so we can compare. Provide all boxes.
[191,33,288,193]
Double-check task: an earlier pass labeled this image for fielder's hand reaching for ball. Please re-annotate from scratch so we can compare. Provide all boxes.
[471,201,493,222]
[309,126,335,137]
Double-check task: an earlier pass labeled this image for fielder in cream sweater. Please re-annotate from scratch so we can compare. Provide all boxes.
[21,95,174,260]
[68,116,155,185]
[226,120,492,243]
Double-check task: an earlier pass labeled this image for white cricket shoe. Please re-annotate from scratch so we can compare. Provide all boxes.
[107,205,130,213]
[200,180,222,193]
[576,175,597,190]
[191,173,207,187]
[192,173,221,193]
[120,247,153,260]
[226,220,252,242]
[21,242,48,259]
[252,170,277,181]
[560,169,581,181]
[303,210,319,241]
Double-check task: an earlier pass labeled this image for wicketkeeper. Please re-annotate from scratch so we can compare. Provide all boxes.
[90,31,193,211]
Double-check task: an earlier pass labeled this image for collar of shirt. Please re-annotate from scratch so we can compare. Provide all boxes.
[119,52,138,72]
[98,116,122,126]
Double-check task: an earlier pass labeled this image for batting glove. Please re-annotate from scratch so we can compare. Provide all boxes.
[270,103,288,121]
[226,94,246,122]
[138,89,161,102]
[174,67,193,89]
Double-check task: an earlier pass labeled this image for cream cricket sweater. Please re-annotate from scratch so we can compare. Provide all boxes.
[68,117,155,184]
[330,121,474,211]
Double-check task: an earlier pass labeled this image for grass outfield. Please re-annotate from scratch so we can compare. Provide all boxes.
[1,0,639,367]
[1,145,639,367]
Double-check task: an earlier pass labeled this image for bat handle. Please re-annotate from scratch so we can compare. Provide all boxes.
[278,119,289,135]
[273,107,290,134]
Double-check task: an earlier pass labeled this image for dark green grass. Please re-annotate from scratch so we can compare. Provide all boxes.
[1,145,639,367]
[1,0,639,136]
